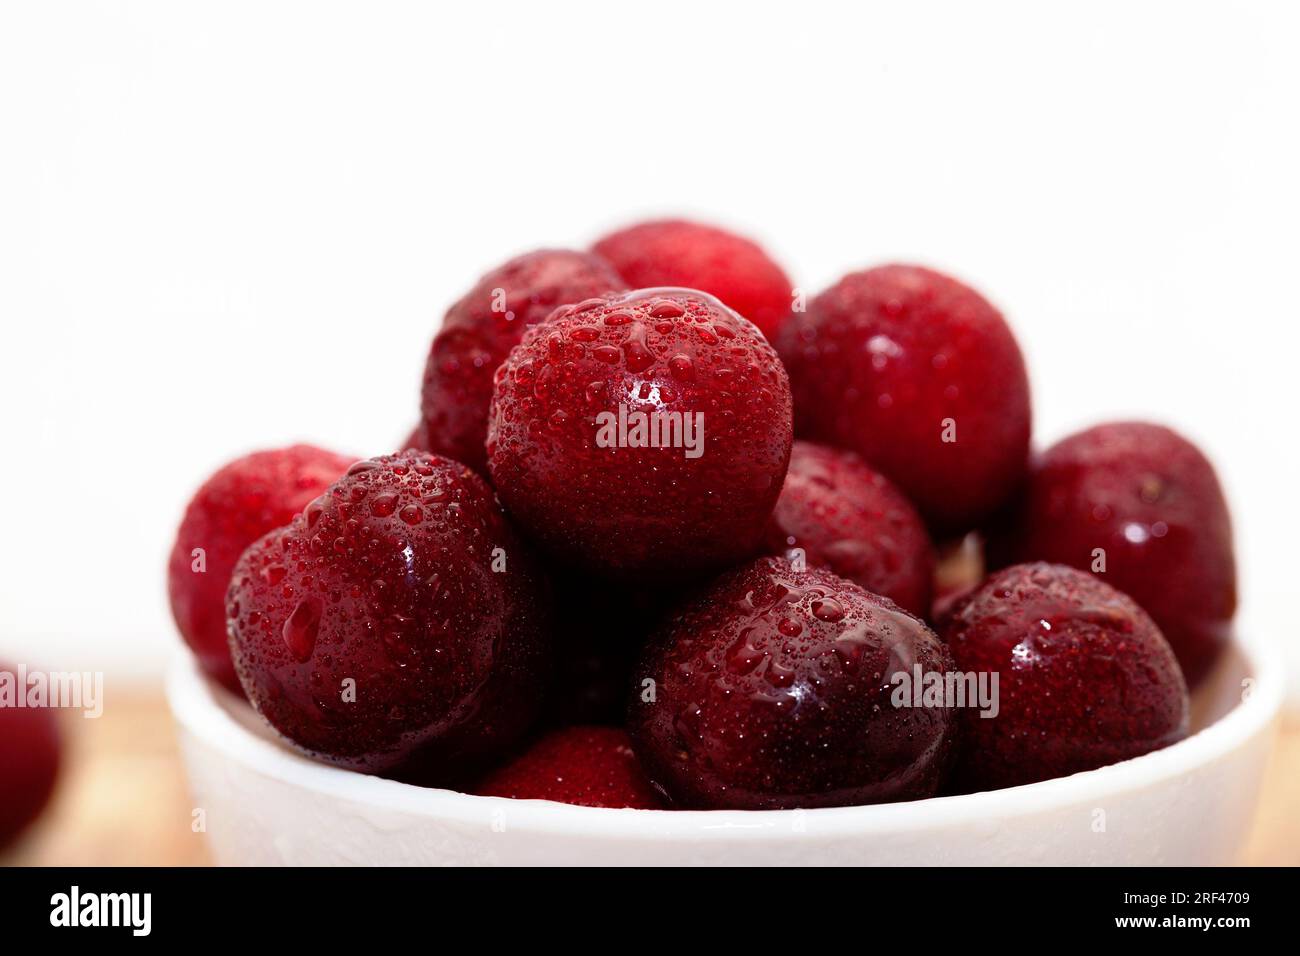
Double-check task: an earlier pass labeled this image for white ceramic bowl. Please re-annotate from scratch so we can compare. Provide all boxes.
[168,630,1283,866]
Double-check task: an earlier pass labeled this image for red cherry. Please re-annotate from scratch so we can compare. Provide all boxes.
[778,264,1031,534]
[488,289,792,581]
[939,562,1190,791]
[593,219,794,340]
[764,441,934,617]
[168,445,353,693]
[629,558,957,809]
[420,249,626,472]
[1004,422,1236,687]
[476,726,662,809]
[0,669,61,849]
[226,452,552,780]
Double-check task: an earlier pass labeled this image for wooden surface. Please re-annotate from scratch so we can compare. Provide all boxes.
[4,688,1298,866]
[5,690,211,867]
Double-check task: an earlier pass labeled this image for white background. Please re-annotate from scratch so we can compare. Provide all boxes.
[2,2,1297,698]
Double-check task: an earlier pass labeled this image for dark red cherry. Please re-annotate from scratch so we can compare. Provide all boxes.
[488,289,793,581]
[226,452,552,781]
[629,557,957,809]
[778,264,1031,534]
[764,440,934,617]
[939,562,1190,791]
[168,445,353,693]
[420,249,626,472]
[592,219,794,340]
[476,726,662,809]
[1004,422,1235,686]
[0,669,61,849]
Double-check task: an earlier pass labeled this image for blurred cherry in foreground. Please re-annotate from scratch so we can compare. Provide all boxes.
[0,667,62,850]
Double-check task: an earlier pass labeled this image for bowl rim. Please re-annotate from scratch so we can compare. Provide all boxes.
[166,629,1284,840]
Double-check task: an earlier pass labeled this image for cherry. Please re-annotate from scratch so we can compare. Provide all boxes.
[777,264,1031,534]
[938,562,1190,791]
[420,249,626,472]
[0,669,61,849]
[168,445,353,693]
[628,557,957,809]
[764,440,934,617]
[1002,422,1235,687]
[475,726,662,809]
[226,452,552,780]
[487,289,793,581]
[592,219,794,340]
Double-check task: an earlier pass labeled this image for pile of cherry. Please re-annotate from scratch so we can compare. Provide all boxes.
[168,219,1236,811]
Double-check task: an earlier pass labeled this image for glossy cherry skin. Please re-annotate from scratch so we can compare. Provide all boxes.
[475,726,662,809]
[592,219,794,340]
[0,675,62,849]
[629,558,957,809]
[1003,422,1235,687]
[168,445,354,694]
[939,562,1190,792]
[777,264,1031,534]
[420,249,626,472]
[226,452,552,781]
[488,289,793,581]
[763,440,934,617]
